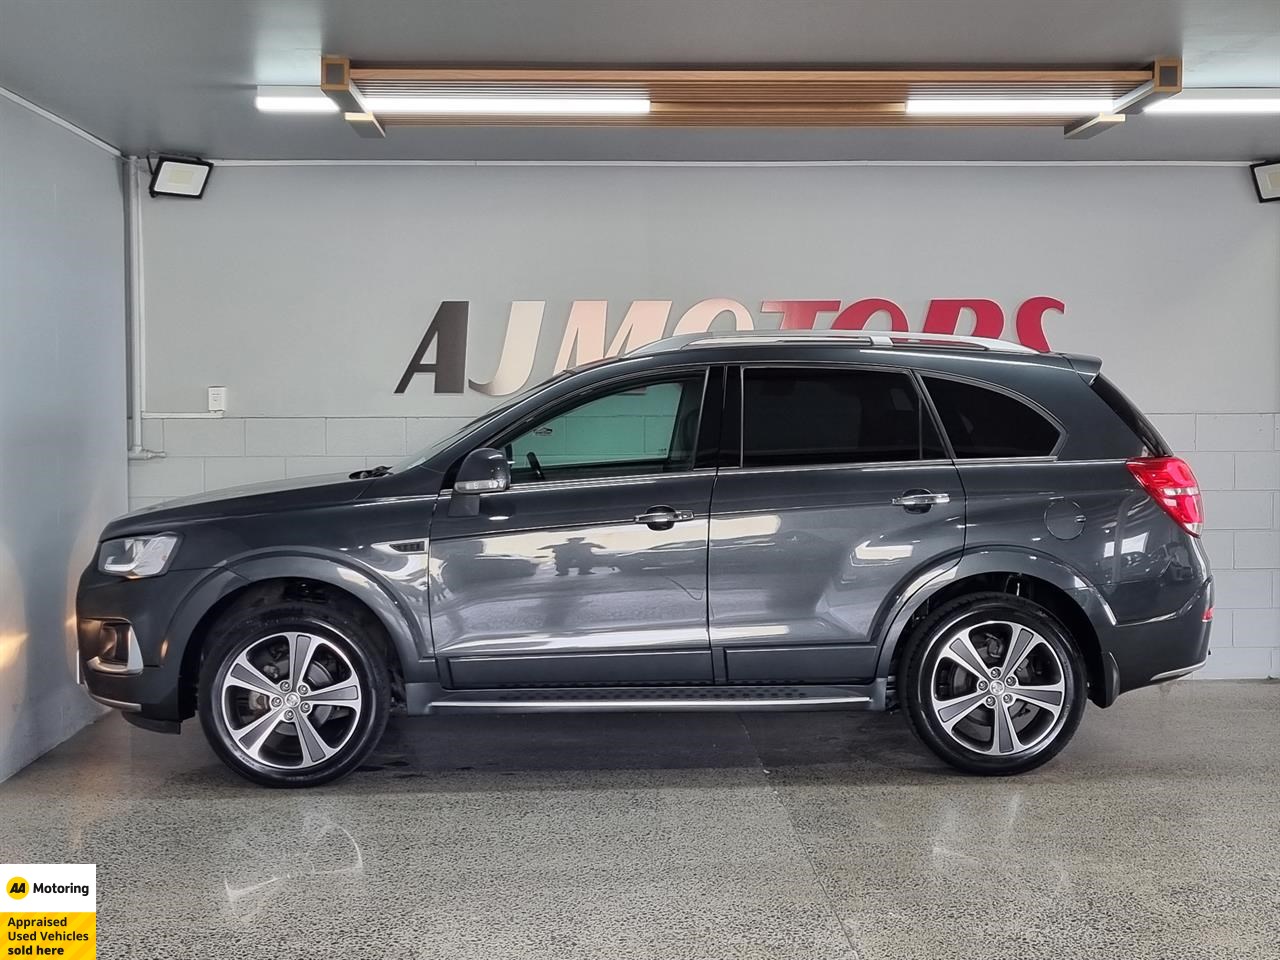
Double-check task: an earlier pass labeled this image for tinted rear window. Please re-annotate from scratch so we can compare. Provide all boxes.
[1090,375,1169,456]
[742,368,945,467]
[924,376,1060,459]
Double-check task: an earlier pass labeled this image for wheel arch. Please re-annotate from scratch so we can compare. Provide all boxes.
[874,549,1116,707]
[173,555,425,719]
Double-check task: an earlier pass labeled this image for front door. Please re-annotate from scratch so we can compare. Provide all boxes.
[428,368,718,687]
[709,364,965,683]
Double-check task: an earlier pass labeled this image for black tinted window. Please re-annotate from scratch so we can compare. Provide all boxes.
[924,377,1060,458]
[1091,375,1168,456]
[742,369,944,467]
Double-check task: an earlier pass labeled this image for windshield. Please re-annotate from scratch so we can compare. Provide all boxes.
[390,369,576,473]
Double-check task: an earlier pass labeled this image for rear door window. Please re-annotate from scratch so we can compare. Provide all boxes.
[741,368,945,467]
[923,376,1061,459]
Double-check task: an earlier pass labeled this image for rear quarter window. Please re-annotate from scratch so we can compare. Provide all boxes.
[1089,375,1170,456]
[924,376,1061,459]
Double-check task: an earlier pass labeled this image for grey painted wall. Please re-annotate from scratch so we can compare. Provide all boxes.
[139,164,1279,417]
[131,163,1280,677]
[0,96,127,781]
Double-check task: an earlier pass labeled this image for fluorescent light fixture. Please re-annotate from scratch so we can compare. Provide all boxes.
[1144,89,1280,114]
[363,96,651,116]
[148,156,212,199]
[906,98,1115,116]
[255,85,340,113]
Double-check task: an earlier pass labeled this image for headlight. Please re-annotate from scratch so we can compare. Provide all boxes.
[98,534,179,578]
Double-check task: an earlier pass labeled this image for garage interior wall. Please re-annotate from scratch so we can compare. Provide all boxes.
[0,95,127,781]
[129,163,1280,679]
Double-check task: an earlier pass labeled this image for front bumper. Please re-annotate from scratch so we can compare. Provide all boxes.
[76,562,227,722]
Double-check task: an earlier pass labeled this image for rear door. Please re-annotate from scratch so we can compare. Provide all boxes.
[708,363,965,683]
[428,366,721,687]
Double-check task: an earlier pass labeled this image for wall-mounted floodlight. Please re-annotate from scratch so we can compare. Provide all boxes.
[148,156,213,199]
[1251,160,1280,203]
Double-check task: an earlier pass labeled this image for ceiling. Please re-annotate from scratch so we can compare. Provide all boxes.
[1,0,1278,162]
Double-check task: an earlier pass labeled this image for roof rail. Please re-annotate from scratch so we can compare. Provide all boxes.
[862,331,1037,354]
[684,329,1038,355]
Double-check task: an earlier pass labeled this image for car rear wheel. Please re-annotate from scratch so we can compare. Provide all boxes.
[901,592,1087,775]
[197,599,390,787]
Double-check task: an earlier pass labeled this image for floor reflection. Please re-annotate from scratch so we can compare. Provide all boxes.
[0,682,1275,959]
[222,813,364,921]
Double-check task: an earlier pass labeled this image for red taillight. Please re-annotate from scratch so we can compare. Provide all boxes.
[1126,456,1203,536]
[1203,606,1214,622]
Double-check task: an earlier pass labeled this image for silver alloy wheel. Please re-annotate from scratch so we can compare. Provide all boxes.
[218,631,364,770]
[927,619,1067,757]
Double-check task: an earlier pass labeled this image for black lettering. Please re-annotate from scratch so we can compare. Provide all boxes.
[394,301,469,394]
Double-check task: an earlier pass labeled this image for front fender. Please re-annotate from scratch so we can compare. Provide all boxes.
[871,547,1116,687]
[225,552,431,681]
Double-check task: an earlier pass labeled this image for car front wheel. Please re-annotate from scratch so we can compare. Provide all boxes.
[197,599,390,787]
[901,593,1087,775]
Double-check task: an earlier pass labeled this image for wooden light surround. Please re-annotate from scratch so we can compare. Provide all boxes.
[320,56,1181,139]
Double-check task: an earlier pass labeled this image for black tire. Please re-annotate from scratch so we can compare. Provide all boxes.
[900,592,1087,776]
[197,598,390,787]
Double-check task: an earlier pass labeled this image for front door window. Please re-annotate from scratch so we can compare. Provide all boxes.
[505,375,705,483]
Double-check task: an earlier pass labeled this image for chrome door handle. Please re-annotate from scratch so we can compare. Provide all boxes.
[892,492,951,508]
[634,506,695,529]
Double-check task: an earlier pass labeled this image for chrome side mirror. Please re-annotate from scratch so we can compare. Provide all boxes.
[454,448,511,495]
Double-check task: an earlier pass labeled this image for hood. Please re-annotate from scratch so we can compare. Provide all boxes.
[102,472,373,538]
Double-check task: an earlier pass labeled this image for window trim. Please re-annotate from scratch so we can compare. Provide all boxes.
[909,369,956,461]
[694,365,727,470]
[919,371,1067,462]
[731,361,946,471]
[438,468,713,497]
[456,364,713,490]
[731,458,958,477]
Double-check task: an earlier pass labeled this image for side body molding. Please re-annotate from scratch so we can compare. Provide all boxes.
[227,553,432,681]
[871,547,1117,699]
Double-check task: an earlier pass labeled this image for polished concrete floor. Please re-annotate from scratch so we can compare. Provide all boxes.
[2,681,1277,959]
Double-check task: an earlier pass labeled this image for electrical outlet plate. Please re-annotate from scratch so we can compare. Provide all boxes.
[207,386,227,412]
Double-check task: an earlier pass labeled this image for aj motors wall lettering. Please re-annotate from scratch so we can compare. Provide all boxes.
[395,296,1065,396]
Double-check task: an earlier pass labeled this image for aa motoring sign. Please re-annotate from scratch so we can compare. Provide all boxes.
[395,295,1065,397]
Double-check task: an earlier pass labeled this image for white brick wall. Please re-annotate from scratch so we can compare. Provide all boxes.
[245,418,326,456]
[1169,413,1280,678]
[162,417,246,457]
[324,418,408,458]
[128,417,462,505]
[127,410,1280,679]
[1194,413,1274,451]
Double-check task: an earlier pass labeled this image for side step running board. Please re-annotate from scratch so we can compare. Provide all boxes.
[433,695,872,713]
[422,684,878,714]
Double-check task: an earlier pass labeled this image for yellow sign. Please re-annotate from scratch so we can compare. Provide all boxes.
[2,865,95,958]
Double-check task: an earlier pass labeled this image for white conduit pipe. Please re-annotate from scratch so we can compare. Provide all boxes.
[126,159,167,458]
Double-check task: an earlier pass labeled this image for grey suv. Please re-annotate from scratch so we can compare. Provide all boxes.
[77,331,1212,786]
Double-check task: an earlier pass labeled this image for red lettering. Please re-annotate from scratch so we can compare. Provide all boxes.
[832,298,909,331]
[922,299,1004,338]
[760,300,841,330]
[1014,297,1064,352]
[672,298,755,335]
